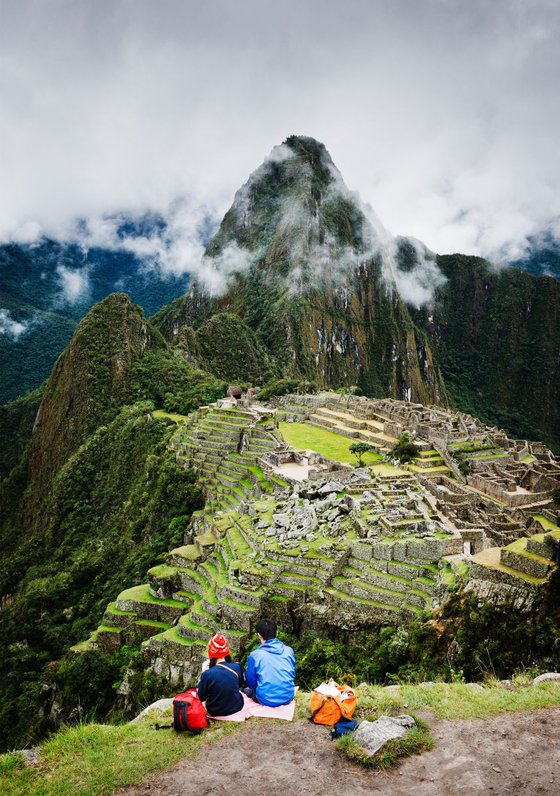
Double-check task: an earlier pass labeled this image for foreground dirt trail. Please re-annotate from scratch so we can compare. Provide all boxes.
[119,709,560,796]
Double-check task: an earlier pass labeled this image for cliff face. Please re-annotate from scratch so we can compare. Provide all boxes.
[411,255,560,449]
[26,293,163,503]
[153,136,446,405]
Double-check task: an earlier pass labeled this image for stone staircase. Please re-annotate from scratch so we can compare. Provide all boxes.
[81,405,295,675]
[407,446,451,476]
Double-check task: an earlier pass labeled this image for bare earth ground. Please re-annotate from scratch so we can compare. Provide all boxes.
[118,709,560,796]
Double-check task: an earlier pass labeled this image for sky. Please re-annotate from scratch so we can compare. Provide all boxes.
[1,0,559,267]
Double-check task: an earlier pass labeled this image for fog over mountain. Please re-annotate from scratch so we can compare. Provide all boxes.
[1,0,559,271]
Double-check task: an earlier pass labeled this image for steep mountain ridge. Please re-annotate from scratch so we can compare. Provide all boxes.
[0,237,190,404]
[153,136,446,406]
[26,294,161,500]
[152,136,559,448]
[0,295,220,750]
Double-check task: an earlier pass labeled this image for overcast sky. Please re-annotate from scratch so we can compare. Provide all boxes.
[1,0,559,262]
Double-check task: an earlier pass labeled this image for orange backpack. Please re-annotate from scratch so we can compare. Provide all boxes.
[309,683,357,726]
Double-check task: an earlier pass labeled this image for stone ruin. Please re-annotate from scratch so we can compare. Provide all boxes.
[73,393,560,687]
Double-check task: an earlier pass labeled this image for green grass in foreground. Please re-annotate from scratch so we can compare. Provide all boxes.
[337,715,433,769]
[3,682,560,794]
[353,680,560,721]
[0,711,240,796]
[279,422,382,465]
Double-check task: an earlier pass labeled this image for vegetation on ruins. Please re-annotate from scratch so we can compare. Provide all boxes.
[279,421,383,465]
[391,433,420,464]
[257,377,319,402]
[349,441,378,467]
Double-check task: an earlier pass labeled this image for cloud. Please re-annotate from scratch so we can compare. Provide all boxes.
[56,264,90,304]
[0,0,559,265]
[0,309,30,339]
[200,139,446,305]
[199,243,254,295]
[390,239,447,309]
[66,199,214,278]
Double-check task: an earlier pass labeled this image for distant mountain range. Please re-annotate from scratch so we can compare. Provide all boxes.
[0,235,190,403]
[510,232,560,280]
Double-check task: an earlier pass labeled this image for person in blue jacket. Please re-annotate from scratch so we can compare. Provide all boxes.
[245,618,296,706]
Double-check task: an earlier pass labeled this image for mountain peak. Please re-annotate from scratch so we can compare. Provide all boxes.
[204,135,368,288]
[27,293,161,499]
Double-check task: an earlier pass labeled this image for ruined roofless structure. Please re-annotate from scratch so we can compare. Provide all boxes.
[75,392,560,688]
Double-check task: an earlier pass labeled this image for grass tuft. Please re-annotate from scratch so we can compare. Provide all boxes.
[336,715,433,769]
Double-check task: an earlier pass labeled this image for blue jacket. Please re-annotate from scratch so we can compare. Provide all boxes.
[246,638,296,707]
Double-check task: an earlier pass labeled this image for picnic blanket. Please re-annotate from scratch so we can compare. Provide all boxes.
[208,692,296,722]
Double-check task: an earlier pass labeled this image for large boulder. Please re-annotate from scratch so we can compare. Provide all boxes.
[353,714,416,756]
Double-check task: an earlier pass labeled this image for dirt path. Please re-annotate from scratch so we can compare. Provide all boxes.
[119,709,560,796]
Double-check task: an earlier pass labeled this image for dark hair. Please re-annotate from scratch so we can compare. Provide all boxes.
[209,654,232,667]
[255,618,277,641]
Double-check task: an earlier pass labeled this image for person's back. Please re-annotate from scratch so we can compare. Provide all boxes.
[246,619,295,707]
[198,633,244,717]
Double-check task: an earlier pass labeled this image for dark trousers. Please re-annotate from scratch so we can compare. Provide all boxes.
[242,686,261,704]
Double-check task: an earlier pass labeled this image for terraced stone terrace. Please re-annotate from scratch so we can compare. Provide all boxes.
[78,393,560,686]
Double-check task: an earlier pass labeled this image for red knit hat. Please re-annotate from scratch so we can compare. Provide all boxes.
[208,633,230,659]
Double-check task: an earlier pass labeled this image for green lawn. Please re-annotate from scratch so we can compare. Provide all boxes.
[533,514,560,532]
[370,462,410,477]
[152,409,190,423]
[279,422,382,465]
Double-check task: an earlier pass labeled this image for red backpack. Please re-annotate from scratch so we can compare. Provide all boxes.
[172,688,208,733]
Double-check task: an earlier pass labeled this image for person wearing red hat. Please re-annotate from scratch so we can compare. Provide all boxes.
[197,633,245,717]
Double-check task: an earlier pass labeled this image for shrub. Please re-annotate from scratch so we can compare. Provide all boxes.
[391,433,419,463]
[349,441,377,467]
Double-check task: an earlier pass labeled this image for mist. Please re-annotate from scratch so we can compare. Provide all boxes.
[1,0,559,285]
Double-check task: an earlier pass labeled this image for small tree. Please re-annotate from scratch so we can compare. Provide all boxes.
[391,433,419,464]
[349,441,377,467]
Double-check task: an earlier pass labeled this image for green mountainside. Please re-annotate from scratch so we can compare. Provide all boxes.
[413,255,560,450]
[151,136,559,449]
[0,238,191,404]
[0,295,224,750]
[1,136,560,753]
